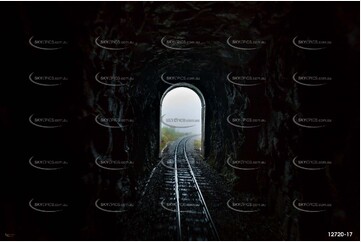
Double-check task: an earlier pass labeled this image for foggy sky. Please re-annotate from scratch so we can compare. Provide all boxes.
[161,87,202,135]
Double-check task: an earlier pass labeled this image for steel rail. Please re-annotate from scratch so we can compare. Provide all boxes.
[183,137,220,240]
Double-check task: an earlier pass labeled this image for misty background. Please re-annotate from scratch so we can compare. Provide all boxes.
[161,87,202,135]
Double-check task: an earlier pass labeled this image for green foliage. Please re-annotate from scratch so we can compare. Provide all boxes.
[160,127,187,151]
[193,139,201,150]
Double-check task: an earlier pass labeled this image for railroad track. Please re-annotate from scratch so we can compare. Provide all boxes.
[161,136,219,241]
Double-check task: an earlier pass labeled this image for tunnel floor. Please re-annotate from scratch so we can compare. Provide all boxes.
[118,137,282,240]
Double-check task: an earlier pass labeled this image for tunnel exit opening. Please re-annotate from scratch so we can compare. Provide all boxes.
[159,83,205,158]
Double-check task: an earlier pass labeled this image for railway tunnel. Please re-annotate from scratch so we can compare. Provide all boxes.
[1,2,359,241]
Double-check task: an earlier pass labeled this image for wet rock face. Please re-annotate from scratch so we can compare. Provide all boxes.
[4,2,358,240]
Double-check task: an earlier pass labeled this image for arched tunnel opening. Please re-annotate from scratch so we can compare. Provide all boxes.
[159,84,205,158]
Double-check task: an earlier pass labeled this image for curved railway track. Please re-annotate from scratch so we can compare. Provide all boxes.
[162,136,220,240]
